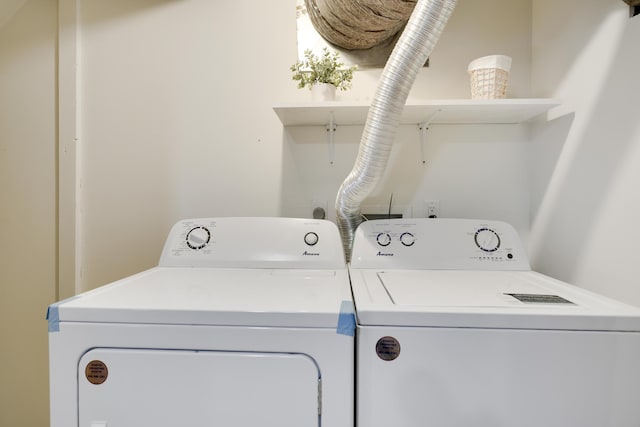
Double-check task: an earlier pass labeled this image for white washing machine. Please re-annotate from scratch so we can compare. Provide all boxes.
[349,218,640,427]
[48,217,354,427]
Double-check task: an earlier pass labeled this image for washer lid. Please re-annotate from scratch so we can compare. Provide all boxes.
[351,269,640,331]
[50,267,353,329]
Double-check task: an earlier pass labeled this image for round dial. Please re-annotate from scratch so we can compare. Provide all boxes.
[400,232,416,247]
[186,226,211,250]
[376,232,392,247]
[304,232,319,246]
[474,228,500,252]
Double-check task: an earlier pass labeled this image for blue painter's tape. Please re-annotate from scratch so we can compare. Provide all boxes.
[336,300,356,337]
[46,305,60,332]
[46,295,80,333]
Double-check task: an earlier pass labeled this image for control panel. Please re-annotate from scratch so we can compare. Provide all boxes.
[159,217,345,269]
[350,218,531,271]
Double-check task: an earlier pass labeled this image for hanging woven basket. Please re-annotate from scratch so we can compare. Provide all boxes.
[304,0,417,50]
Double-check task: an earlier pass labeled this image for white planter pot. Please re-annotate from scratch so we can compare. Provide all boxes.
[311,83,337,101]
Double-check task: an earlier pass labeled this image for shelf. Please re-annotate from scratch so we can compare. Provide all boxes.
[273,98,560,127]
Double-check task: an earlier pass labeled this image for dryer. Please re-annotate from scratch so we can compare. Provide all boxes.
[48,217,355,427]
[349,218,640,427]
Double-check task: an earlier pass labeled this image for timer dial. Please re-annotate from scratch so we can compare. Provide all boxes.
[400,232,416,247]
[186,226,211,250]
[474,228,500,252]
[376,232,392,247]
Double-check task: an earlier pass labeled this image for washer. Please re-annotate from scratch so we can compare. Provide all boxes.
[48,217,354,427]
[349,218,640,427]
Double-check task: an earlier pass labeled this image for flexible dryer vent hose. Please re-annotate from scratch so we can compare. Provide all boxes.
[335,0,457,261]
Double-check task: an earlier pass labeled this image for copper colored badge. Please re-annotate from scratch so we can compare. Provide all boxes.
[85,360,108,385]
[376,336,401,361]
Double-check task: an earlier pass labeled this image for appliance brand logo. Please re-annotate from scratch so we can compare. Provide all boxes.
[376,251,394,257]
[303,251,320,256]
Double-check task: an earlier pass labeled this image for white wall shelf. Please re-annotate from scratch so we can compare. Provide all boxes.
[273,98,560,127]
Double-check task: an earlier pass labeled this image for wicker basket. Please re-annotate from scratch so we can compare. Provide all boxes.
[468,55,512,99]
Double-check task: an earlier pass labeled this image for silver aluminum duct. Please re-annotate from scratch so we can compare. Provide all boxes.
[335,0,457,260]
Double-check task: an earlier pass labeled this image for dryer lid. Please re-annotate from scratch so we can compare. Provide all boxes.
[351,269,640,331]
[50,267,354,330]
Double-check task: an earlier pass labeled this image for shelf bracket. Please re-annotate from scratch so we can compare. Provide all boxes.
[417,109,441,164]
[326,113,337,165]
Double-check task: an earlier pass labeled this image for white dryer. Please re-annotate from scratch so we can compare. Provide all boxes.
[349,218,640,427]
[48,217,354,427]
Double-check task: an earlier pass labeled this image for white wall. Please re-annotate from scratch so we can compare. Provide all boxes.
[76,0,534,291]
[282,124,531,232]
[329,0,532,102]
[283,0,533,240]
[530,0,640,306]
[0,1,56,425]
[77,0,300,290]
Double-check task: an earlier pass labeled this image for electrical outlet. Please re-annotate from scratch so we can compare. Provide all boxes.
[425,200,440,218]
[311,200,327,219]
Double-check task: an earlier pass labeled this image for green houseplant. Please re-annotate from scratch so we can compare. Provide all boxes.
[290,48,357,99]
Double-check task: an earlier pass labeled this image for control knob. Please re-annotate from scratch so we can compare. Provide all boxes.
[304,232,319,246]
[474,228,500,252]
[376,232,392,247]
[400,232,416,247]
[186,226,211,250]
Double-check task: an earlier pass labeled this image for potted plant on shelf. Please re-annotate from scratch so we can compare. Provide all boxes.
[290,47,357,101]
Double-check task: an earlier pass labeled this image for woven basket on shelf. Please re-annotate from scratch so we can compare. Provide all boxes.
[467,55,512,99]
